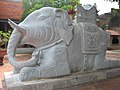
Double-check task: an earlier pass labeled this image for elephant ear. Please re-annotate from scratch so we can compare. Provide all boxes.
[54,8,73,45]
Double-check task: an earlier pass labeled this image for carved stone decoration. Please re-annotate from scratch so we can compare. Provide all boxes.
[7,7,120,81]
[80,23,101,54]
[75,4,97,24]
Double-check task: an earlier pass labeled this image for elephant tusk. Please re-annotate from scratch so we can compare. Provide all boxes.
[8,19,26,34]
[8,19,18,29]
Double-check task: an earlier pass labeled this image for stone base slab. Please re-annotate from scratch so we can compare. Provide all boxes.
[3,68,120,90]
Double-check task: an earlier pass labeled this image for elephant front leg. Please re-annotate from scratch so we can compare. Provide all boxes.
[19,50,43,81]
[13,50,40,74]
[19,42,71,81]
[19,66,40,81]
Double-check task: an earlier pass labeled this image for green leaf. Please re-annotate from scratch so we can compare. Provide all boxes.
[21,0,79,20]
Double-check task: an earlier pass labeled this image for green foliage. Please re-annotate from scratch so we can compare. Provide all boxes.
[0,31,11,48]
[112,8,120,15]
[21,0,79,20]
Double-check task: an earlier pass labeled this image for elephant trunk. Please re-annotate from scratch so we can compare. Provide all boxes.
[7,29,22,68]
[7,29,38,69]
[7,20,38,69]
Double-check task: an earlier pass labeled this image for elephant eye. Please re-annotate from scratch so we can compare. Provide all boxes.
[38,15,49,20]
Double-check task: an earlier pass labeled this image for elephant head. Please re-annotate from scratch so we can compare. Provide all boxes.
[7,7,73,70]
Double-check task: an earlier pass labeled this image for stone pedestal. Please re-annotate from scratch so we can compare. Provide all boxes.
[3,68,120,90]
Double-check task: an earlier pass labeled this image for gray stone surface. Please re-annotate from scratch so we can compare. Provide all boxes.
[7,7,120,82]
[16,48,34,54]
[75,4,97,24]
[3,68,120,90]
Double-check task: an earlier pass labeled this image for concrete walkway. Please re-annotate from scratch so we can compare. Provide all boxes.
[106,50,120,59]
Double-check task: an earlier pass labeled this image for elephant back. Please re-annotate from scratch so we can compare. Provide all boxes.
[68,22,107,72]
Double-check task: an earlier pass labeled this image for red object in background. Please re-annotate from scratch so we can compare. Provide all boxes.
[0,49,7,65]
[67,9,76,15]
[0,0,23,20]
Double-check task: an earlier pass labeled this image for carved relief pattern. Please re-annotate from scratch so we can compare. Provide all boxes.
[81,24,101,54]
[76,5,96,24]
[81,54,88,71]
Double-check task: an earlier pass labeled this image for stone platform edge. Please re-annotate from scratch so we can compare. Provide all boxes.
[3,68,120,90]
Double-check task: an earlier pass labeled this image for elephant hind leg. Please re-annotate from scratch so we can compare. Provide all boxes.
[94,59,120,70]
[20,66,40,81]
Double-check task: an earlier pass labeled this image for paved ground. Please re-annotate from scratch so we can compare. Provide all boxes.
[106,50,120,59]
[0,50,120,89]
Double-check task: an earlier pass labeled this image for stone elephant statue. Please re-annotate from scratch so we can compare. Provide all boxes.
[8,7,120,81]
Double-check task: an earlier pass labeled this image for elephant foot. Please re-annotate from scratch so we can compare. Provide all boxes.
[20,67,40,81]
[94,59,120,70]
